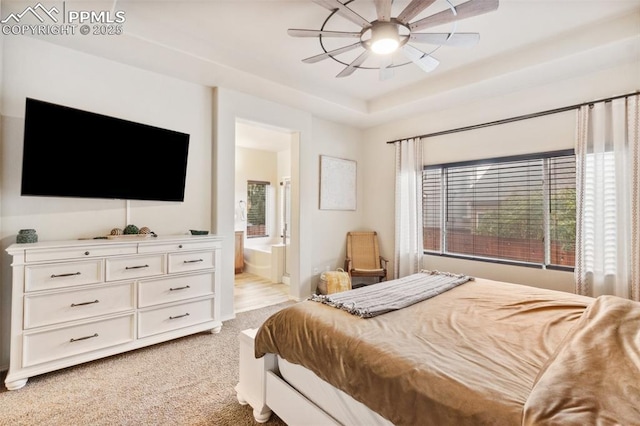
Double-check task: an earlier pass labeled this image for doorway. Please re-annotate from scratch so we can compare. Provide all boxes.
[233,119,294,312]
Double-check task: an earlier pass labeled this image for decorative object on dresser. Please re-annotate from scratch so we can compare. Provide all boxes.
[16,229,38,244]
[107,225,156,239]
[123,224,140,234]
[110,227,124,236]
[5,234,222,390]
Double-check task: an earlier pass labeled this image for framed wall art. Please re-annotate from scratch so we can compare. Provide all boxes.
[319,155,356,211]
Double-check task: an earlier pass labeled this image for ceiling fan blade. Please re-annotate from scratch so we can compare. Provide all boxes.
[410,32,480,47]
[401,44,439,72]
[336,49,371,78]
[397,0,437,24]
[288,29,361,38]
[379,56,394,80]
[374,0,393,22]
[312,0,371,29]
[410,0,499,32]
[302,42,363,63]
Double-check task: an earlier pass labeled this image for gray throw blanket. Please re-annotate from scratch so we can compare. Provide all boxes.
[310,270,473,318]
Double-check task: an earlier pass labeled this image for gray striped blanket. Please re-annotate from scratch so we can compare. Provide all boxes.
[310,270,473,318]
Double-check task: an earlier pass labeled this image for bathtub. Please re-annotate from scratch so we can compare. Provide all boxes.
[244,243,285,283]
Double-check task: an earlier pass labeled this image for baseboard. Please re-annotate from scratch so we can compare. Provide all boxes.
[221,313,236,322]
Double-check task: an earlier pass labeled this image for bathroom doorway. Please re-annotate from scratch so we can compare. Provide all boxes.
[233,119,294,312]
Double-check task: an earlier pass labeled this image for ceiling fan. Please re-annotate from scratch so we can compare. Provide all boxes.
[288,0,499,79]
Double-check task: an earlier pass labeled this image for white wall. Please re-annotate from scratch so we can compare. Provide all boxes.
[1,37,213,239]
[309,117,365,290]
[0,36,214,366]
[362,61,640,293]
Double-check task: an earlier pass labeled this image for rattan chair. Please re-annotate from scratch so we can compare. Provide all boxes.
[344,231,388,283]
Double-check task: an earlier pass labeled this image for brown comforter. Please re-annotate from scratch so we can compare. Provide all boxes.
[523,295,640,425]
[255,278,603,425]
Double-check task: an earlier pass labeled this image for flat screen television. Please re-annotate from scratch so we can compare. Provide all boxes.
[21,98,190,202]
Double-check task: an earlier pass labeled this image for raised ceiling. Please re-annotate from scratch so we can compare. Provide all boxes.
[3,0,640,128]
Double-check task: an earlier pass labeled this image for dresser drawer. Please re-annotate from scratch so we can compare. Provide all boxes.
[106,255,165,281]
[26,244,137,262]
[168,251,214,274]
[23,314,135,367]
[25,260,103,292]
[138,273,214,308]
[24,282,135,329]
[138,298,214,338]
[138,239,220,254]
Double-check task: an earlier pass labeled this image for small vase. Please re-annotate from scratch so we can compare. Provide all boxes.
[17,229,38,244]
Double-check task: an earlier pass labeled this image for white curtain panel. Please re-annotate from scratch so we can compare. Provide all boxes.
[394,138,424,279]
[575,95,640,300]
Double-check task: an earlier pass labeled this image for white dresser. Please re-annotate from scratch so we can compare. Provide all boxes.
[5,234,222,390]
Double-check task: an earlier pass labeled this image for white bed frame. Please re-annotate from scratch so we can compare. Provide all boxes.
[235,328,340,424]
[236,328,393,425]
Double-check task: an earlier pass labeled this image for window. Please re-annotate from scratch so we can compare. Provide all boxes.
[423,150,575,269]
[247,181,270,238]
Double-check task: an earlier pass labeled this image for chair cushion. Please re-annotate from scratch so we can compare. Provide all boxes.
[352,268,385,274]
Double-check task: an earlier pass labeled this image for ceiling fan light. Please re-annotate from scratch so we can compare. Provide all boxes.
[372,38,399,54]
[370,22,400,55]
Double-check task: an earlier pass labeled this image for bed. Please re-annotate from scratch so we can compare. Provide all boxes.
[236,272,640,425]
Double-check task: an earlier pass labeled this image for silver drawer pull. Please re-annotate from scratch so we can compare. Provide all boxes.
[125,264,149,270]
[70,333,98,343]
[169,285,191,291]
[70,299,99,307]
[183,259,203,264]
[169,313,190,320]
[51,272,81,278]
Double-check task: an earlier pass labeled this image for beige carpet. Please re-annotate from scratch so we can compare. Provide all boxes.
[0,303,294,426]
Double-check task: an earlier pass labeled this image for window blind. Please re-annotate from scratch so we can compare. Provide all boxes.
[423,168,441,252]
[247,181,270,238]
[423,151,575,268]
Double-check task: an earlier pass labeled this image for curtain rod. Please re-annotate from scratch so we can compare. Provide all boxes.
[386,91,639,144]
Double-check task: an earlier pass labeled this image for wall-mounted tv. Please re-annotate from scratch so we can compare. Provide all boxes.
[21,98,190,202]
